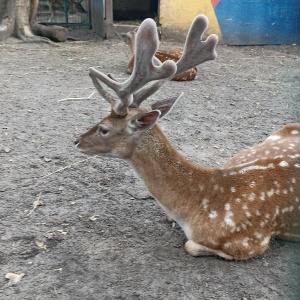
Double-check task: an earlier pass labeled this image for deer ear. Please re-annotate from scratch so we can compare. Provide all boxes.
[129,111,161,132]
[151,93,183,118]
[121,32,130,43]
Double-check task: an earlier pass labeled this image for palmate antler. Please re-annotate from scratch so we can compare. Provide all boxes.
[89,15,218,116]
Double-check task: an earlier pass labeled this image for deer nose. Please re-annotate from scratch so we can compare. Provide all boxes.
[74,139,80,146]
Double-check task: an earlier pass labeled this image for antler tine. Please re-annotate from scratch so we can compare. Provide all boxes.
[89,71,115,106]
[122,19,176,96]
[131,15,218,107]
[131,80,167,108]
[89,18,177,116]
[175,15,218,76]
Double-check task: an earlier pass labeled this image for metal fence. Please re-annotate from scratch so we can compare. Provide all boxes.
[37,0,91,27]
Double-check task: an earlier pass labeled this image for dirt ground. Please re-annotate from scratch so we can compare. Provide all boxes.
[1,27,300,300]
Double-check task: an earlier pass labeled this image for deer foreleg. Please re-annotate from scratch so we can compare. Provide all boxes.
[47,1,55,22]
[184,240,234,260]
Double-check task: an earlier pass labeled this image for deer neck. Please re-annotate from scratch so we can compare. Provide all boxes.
[127,35,136,73]
[129,34,136,60]
[127,125,215,228]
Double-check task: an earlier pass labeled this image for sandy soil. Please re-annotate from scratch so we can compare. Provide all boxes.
[1,28,300,299]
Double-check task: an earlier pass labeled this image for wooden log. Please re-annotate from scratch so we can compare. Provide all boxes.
[32,23,69,42]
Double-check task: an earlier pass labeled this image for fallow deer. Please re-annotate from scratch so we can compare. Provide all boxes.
[121,30,197,81]
[47,0,86,22]
[75,15,300,260]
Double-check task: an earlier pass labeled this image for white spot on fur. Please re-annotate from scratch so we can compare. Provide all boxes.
[213,184,219,191]
[224,214,235,227]
[267,189,274,197]
[255,232,262,239]
[241,223,247,230]
[248,192,256,201]
[224,242,231,249]
[260,236,270,246]
[279,161,289,167]
[238,163,274,174]
[224,203,235,227]
[245,211,252,218]
[202,198,209,210]
[267,135,281,141]
[242,204,248,210]
[245,220,252,226]
[273,181,280,187]
[242,238,249,248]
[282,207,290,213]
[291,130,300,135]
[209,210,218,219]
[199,184,205,191]
[274,206,280,217]
[260,192,265,201]
[231,187,236,193]
[249,181,256,188]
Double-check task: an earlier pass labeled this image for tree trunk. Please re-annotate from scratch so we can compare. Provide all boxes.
[0,0,69,43]
[32,23,68,42]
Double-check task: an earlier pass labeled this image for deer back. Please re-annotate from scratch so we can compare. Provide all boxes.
[155,49,197,81]
[221,124,300,241]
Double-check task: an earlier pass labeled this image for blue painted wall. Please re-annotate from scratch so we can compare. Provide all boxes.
[297,9,300,45]
[215,0,300,45]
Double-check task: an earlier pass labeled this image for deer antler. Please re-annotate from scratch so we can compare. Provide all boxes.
[131,15,218,107]
[89,18,177,116]
[89,15,218,115]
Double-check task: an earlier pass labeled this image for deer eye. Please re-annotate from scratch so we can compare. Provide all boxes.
[99,126,109,136]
